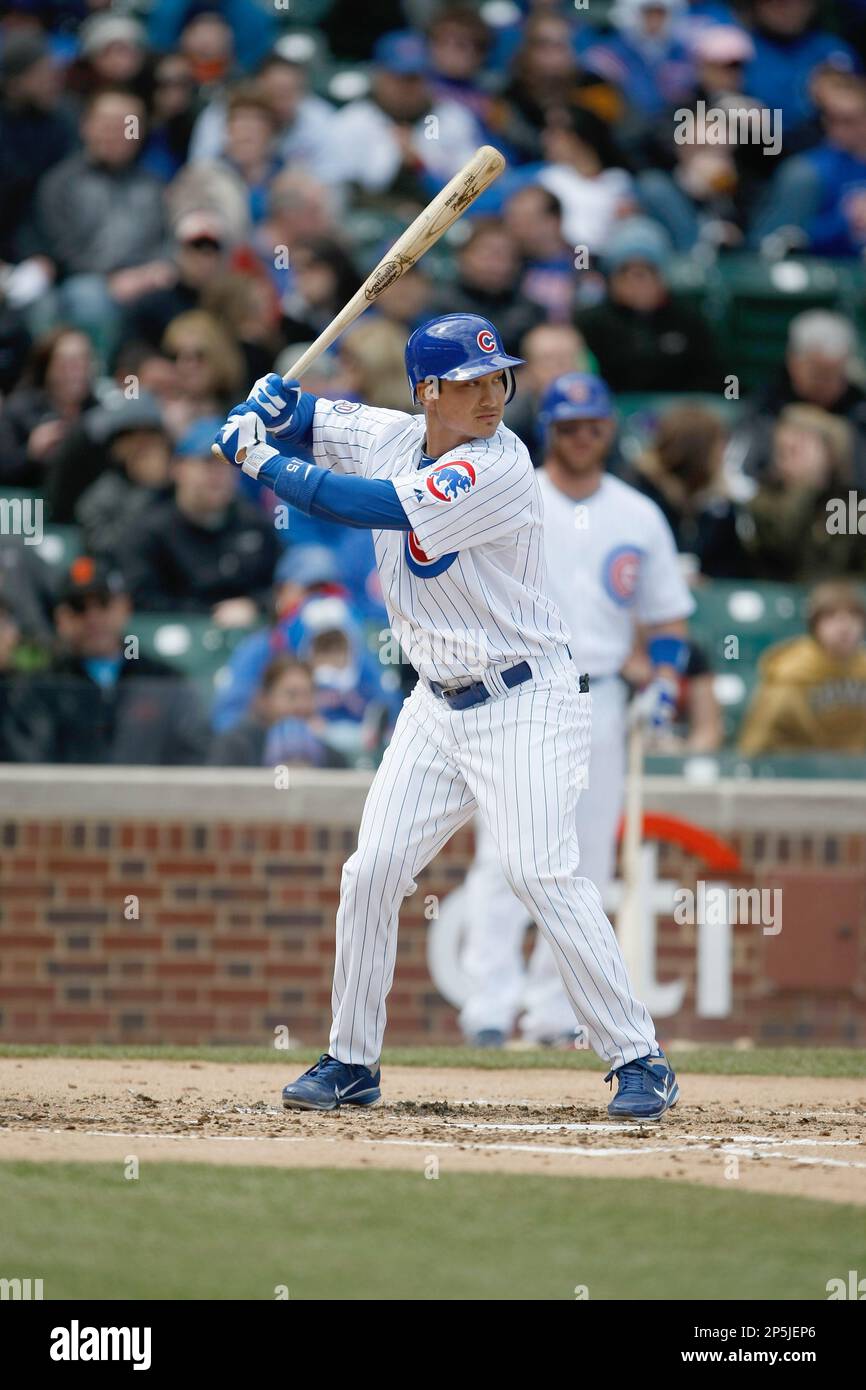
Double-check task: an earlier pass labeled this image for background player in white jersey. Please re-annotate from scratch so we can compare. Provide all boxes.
[214,314,680,1120]
[459,373,696,1048]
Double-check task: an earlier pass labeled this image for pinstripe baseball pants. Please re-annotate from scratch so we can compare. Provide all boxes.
[329,652,657,1068]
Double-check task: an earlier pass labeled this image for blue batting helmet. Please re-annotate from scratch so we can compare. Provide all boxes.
[539,373,615,437]
[405,313,524,404]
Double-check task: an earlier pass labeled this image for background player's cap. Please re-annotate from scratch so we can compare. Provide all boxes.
[405,313,524,404]
[373,30,428,75]
[539,373,615,432]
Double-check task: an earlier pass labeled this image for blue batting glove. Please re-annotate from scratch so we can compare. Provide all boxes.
[630,675,679,731]
[246,373,301,436]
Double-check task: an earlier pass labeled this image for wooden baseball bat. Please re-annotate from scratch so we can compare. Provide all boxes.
[617,716,645,988]
[212,144,506,458]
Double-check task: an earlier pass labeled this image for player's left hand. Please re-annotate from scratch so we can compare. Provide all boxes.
[213,404,273,468]
[630,674,678,731]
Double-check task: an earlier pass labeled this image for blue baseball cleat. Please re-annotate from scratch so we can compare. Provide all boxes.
[282,1053,381,1112]
[604,1050,679,1121]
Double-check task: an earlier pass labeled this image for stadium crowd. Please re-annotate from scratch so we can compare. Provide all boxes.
[1,0,866,766]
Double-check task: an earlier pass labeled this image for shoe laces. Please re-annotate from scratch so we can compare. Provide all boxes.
[305,1053,345,1080]
[605,1058,651,1092]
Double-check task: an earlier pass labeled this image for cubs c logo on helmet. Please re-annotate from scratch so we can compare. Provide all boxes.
[425,460,476,502]
[603,545,643,606]
[476,328,496,353]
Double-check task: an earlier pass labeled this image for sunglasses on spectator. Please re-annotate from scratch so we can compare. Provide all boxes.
[167,346,208,362]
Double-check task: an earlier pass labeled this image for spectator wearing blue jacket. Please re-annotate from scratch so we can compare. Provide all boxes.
[750,71,866,254]
[742,0,858,146]
[146,0,276,75]
[211,545,400,734]
[580,0,696,120]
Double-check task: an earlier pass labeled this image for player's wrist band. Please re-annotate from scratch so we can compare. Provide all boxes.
[647,635,689,673]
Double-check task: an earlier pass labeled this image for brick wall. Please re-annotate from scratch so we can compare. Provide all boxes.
[0,770,864,1046]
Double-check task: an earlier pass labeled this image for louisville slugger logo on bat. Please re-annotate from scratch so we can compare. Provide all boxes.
[364,255,414,300]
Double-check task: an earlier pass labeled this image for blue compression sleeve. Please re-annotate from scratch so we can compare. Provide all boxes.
[256,453,412,530]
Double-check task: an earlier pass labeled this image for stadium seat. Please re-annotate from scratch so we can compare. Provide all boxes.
[690,582,810,739]
[32,524,82,571]
[712,255,850,390]
[126,613,263,685]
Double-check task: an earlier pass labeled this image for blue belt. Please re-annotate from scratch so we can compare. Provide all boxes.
[430,660,532,710]
[429,646,581,711]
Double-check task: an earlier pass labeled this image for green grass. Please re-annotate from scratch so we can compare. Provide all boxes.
[0,1160,861,1300]
[1,1043,864,1077]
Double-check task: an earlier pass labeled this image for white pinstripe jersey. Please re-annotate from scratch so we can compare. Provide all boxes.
[311,398,570,684]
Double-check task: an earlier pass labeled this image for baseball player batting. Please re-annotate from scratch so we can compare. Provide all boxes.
[213,314,679,1121]
[459,372,695,1048]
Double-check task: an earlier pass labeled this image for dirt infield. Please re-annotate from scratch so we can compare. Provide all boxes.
[1,1057,864,1205]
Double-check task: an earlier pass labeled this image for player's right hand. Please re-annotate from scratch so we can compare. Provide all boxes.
[246,373,301,436]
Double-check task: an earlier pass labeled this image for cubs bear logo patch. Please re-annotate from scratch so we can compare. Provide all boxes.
[425,459,476,502]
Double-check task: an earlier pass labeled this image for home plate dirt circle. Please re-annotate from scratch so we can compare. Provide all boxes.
[1,1058,864,1206]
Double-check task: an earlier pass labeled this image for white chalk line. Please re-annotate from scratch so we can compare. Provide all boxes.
[2,1125,865,1170]
[452,1122,863,1147]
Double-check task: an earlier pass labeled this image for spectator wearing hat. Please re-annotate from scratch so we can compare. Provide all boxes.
[119,418,282,623]
[574,216,722,392]
[0,29,76,263]
[123,211,231,351]
[210,544,384,734]
[0,327,97,486]
[208,653,346,768]
[318,30,481,199]
[738,580,866,754]
[74,421,172,567]
[25,88,172,365]
[45,389,166,523]
[65,12,151,106]
[9,556,208,765]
